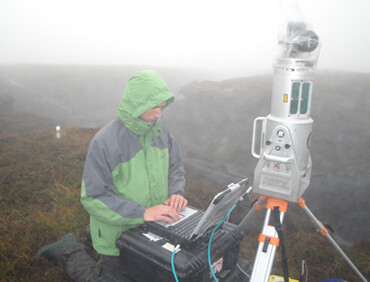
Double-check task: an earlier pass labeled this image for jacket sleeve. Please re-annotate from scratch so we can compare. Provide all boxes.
[81,137,146,227]
[167,132,186,197]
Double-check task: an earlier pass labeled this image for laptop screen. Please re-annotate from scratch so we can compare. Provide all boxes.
[191,178,248,239]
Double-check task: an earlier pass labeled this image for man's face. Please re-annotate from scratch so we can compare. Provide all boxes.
[139,101,167,123]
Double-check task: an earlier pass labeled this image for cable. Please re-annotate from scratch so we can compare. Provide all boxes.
[236,263,250,279]
[171,245,180,282]
[208,203,237,282]
[300,259,308,282]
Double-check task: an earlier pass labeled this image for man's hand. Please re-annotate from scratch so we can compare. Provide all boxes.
[164,194,188,212]
[143,205,180,223]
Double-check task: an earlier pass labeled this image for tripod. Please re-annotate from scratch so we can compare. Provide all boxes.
[238,196,367,282]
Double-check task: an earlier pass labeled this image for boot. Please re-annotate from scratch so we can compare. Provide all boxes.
[35,233,77,261]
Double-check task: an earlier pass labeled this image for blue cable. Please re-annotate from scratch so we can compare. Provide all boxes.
[172,247,179,282]
[171,204,237,282]
[208,204,237,282]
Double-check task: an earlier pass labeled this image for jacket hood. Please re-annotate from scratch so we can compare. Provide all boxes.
[118,70,174,135]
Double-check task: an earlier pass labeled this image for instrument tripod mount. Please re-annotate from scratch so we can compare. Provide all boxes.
[238,195,368,282]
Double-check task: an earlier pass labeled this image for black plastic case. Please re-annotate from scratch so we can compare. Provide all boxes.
[116,222,249,282]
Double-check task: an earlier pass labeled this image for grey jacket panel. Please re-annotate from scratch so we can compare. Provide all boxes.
[83,116,146,219]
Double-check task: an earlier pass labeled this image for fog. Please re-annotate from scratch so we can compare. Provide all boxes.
[0,0,369,246]
[1,0,370,77]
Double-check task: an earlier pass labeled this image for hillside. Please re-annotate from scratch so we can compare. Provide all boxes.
[164,71,370,244]
[1,65,369,245]
[0,112,56,134]
[0,65,213,128]
[0,128,368,281]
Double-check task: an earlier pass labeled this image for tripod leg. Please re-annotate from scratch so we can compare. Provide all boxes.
[298,198,367,282]
[250,200,287,282]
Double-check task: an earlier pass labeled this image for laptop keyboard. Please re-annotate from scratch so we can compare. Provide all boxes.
[146,209,204,247]
[168,210,203,237]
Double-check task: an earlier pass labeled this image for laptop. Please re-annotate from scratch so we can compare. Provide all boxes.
[146,178,248,248]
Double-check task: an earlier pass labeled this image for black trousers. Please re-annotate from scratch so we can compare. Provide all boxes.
[57,243,130,282]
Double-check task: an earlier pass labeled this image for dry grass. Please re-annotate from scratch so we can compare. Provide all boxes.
[0,128,96,281]
[0,127,368,281]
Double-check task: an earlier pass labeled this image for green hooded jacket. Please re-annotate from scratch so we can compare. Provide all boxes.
[81,70,185,255]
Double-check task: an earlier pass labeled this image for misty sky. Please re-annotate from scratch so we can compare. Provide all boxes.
[1,0,369,77]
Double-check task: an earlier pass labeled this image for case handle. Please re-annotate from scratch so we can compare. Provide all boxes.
[263,153,292,163]
[251,117,266,159]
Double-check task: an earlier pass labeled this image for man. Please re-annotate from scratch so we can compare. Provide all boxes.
[36,70,187,281]
[81,69,187,256]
